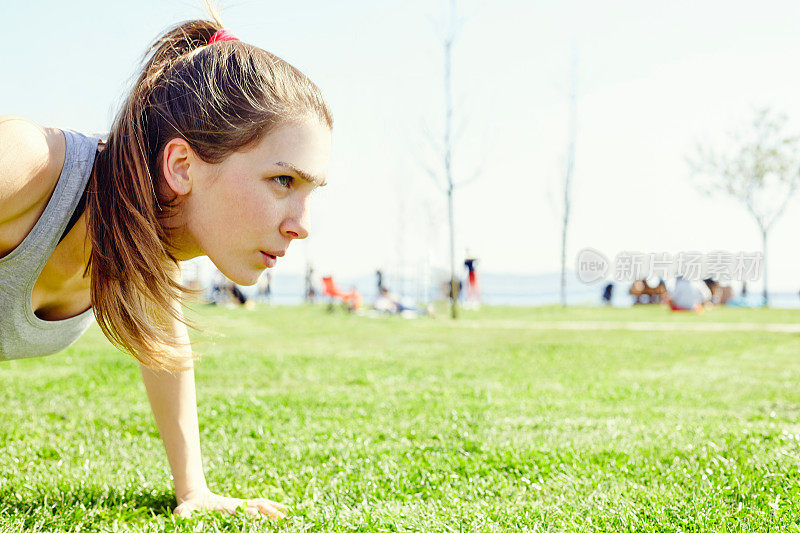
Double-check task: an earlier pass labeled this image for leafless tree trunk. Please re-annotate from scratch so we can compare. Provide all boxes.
[443,5,458,319]
[761,228,768,306]
[560,50,578,307]
[418,0,483,319]
[688,108,800,308]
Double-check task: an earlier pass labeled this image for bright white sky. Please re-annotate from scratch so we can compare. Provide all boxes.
[4,1,800,291]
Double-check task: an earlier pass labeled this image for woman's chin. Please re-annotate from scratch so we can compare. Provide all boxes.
[229,272,260,287]
[213,264,261,287]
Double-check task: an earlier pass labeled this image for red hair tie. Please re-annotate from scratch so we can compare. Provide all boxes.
[208,29,240,44]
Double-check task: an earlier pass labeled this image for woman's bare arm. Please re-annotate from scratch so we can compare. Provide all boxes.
[138,267,286,519]
[139,356,208,501]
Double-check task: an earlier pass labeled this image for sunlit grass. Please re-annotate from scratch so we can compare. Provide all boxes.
[2,304,800,531]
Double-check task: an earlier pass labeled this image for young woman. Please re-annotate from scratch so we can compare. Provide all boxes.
[0,14,332,520]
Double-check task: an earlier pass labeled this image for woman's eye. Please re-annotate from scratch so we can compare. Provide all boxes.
[273,175,293,189]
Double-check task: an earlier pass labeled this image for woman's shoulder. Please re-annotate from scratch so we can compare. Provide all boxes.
[0,116,66,259]
[0,115,65,226]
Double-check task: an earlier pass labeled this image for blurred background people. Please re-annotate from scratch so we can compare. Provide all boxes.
[665,276,712,313]
[464,252,480,309]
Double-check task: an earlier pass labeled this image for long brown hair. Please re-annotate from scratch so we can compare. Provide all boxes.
[85,13,332,371]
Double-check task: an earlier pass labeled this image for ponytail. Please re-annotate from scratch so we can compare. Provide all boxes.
[86,14,332,371]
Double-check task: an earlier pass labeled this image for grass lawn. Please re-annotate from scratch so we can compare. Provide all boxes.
[3,304,800,531]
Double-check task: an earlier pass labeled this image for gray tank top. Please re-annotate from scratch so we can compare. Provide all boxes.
[0,128,99,360]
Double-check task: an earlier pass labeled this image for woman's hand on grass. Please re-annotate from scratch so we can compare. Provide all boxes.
[173,487,288,520]
[138,362,287,521]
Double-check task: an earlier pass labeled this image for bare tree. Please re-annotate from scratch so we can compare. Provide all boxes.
[688,107,800,306]
[560,49,578,307]
[419,0,482,319]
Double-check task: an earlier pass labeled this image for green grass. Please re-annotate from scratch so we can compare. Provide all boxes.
[455,303,800,323]
[3,304,800,531]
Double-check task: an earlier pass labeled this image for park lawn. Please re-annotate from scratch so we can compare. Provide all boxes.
[456,303,800,324]
[2,305,800,531]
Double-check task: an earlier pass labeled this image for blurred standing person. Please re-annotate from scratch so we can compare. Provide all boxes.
[376,268,386,294]
[256,270,272,304]
[305,264,316,303]
[602,282,614,305]
[464,252,480,309]
[211,268,228,305]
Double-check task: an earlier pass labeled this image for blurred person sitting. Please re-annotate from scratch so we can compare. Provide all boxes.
[373,287,400,314]
[665,276,711,313]
[373,287,428,317]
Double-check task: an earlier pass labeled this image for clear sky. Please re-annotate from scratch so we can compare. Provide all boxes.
[4,1,800,291]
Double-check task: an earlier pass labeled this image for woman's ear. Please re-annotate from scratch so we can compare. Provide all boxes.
[161,138,193,196]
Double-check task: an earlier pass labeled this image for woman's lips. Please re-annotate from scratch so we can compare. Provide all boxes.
[260,251,277,268]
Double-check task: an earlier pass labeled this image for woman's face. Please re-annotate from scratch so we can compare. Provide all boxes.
[162,119,331,285]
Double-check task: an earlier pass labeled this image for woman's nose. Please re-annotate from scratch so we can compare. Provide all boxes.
[280,215,309,240]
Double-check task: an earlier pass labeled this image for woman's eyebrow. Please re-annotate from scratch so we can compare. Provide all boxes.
[274,161,327,187]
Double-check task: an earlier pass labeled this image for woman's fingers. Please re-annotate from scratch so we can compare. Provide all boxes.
[249,499,287,519]
[173,495,287,520]
[262,498,289,512]
[244,505,264,519]
[173,502,195,517]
